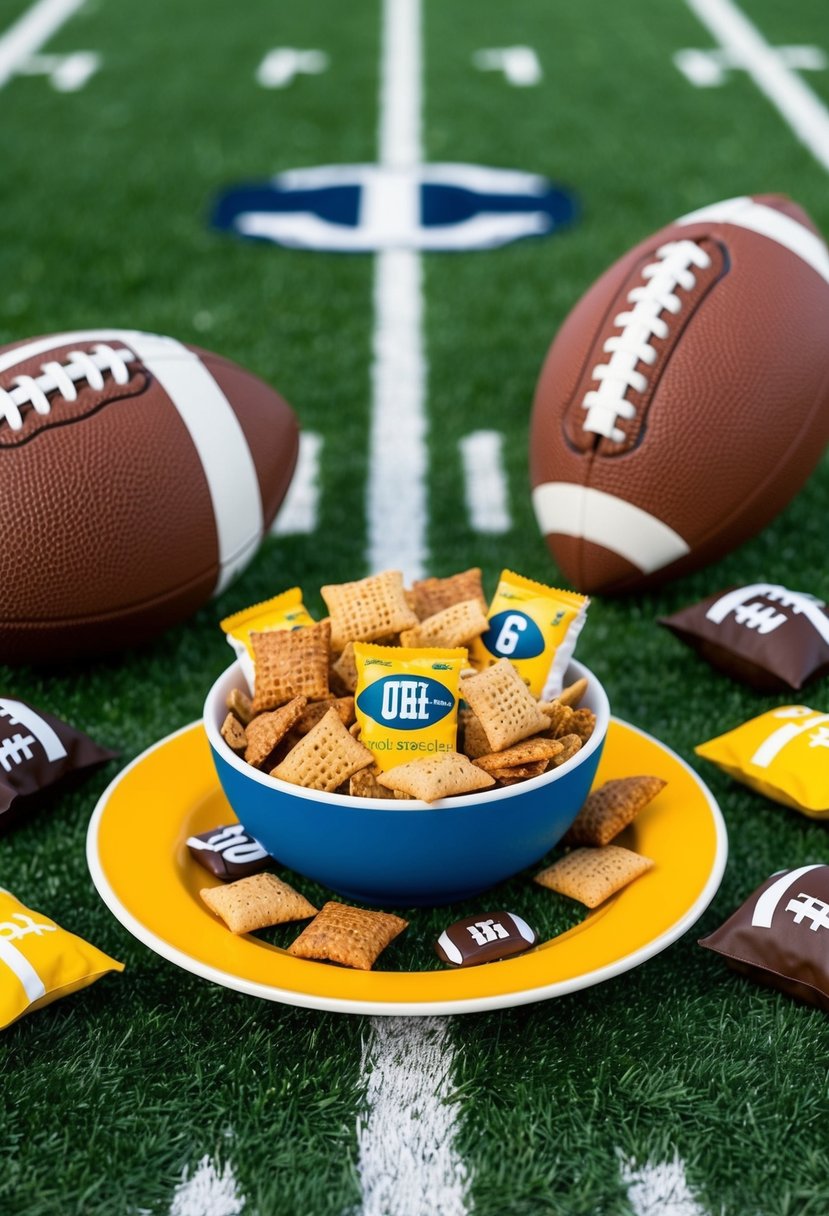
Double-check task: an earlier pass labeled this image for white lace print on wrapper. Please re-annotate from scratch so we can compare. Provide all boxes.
[0,344,136,431]
[581,241,712,444]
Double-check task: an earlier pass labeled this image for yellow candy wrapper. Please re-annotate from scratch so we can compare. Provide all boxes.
[469,571,589,698]
[696,705,829,817]
[0,888,123,1031]
[354,643,467,772]
[220,588,315,688]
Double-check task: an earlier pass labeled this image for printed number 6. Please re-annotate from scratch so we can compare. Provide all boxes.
[495,613,527,656]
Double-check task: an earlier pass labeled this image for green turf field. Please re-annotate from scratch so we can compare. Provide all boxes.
[2,0,829,1213]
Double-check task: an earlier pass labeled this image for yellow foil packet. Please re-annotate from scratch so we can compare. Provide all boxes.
[0,888,123,1031]
[696,705,829,817]
[469,571,589,698]
[354,644,467,772]
[221,588,315,688]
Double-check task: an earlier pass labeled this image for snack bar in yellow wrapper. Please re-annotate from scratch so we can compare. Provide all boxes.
[354,644,467,772]
[469,571,589,698]
[0,888,123,1031]
[696,705,829,817]
[221,587,315,688]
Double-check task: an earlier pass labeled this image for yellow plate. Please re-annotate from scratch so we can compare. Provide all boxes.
[86,718,727,1015]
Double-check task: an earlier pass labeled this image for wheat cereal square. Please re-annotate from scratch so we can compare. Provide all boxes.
[461,659,549,751]
[271,706,374,792]
[251,620,330,712]
[535,846,653,908]
[200,872,318,934]
[287,901,408,970]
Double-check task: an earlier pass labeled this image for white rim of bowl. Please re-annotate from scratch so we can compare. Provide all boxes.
[204,656,610,812]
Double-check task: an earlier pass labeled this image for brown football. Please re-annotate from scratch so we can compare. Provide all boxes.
[530,194,829,594]
[0,329,298,663]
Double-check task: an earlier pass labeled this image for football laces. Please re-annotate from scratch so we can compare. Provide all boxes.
[581,240,712,443]
[0,344,136,431]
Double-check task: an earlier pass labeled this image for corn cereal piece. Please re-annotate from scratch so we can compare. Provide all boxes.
[535,846,653,908]
[271,707,374,792]
[226,687,253,725]
[399,598,490,650]
[474,737,564,773]
[558,677,588,707]
[294,697,356,736]
[459,708,492,760]
[244,698,308,769]
[220,712,247,754]
[377,753,495,802]
[201,873,318,934]
[321,570,418,652]
[563,776,667,847]
[410,568,487,620]
[251,620,331,712]
[549,733,583,767]
[461,659,549,752]
[287,901,408,970]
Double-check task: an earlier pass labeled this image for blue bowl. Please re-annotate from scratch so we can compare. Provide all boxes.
[204,658,609,907]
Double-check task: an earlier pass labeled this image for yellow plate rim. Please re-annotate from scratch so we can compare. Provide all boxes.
[86,718,727,1016]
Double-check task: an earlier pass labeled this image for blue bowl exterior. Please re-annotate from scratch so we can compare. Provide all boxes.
[208,731,605,908]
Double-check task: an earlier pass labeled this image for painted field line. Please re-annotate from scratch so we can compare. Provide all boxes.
[459,430,511,533]
[684,0,829,173]
[366,0,428,582]
[0,0,87,89]
[271,430,322,535]
[356,1018,468,1216]
[620,1152,710,1216]
[168,1155,245,1216]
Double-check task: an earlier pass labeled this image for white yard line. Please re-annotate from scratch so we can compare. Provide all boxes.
[356,1017,468,1216]
[0,0,87,89]
[168,1155,245,1216]
[620,1153,710,1216]
[684,0,829,173]
[271,430,322,535]
[459,430,511,533]
[366,0,428,582]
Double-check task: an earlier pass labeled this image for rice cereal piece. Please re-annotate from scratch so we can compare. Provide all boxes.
[271,707,374,792]
[294,697,355,736]
[549,733,583,767]
[558,677,588,707]
[321,570,418,652]
[251,620,331,712]
[473,736,564,773]
[399,599,490,650]
[244,697,308,769]
[226,687,253,725]
[459,708,492,760]
[288,901,408,971]
[201,872,318,934]
[535,846,654,909]
[563,776,667,847]
[377,753,495,803]
[461,659,549,752]
[220,712,247,754]
[410,568,487,619]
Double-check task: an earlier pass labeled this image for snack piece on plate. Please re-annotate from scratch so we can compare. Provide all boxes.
[460,659,550,752]
[287,900,408,970]
[410,568,487,619]
[377,753,495,802]
[535,845,653,908]
[0,697,116,832]
[399,599,490,650]
[699,864,829,1011]
[0,888,122,1030]
[468,570,589,698]
[244,697,307,769]
[696,705,829,817]
[186,823,271,880]
[251,620,330,712]
[321,570,418,652]
[660,583,829,692]
[435,911,537,967]
[201,872,318,933]
[563,775,667,847]
[271,706,374,792]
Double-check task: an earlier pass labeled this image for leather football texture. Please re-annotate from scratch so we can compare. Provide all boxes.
[0,329,298,663]
[530,194,829,594]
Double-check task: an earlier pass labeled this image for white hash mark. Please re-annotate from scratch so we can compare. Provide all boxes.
[168,1155,245,1216]
[620,1151,710,1216]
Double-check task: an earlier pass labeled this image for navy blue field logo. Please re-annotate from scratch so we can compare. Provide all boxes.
[357,676,455,729]
[480,611,545,660]
[212,163,577,253]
